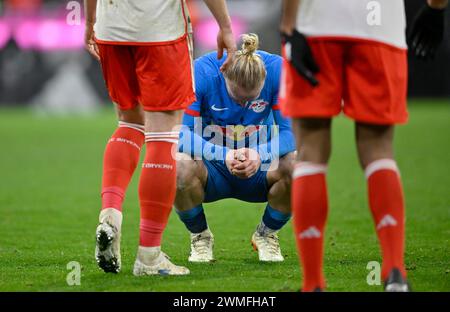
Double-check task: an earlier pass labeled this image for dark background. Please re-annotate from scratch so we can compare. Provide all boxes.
[0,0,448,112]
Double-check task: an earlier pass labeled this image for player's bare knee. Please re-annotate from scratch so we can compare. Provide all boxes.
[279,152,295,179]
[268,180,291,214]
[278,176,291,199]
[176,153,198,192]
[300,118,331,130]
[355,123,394,169]
[301,143,331,164]
[268,172,291,213]
[296,118,332,164]
[116,104,144,125]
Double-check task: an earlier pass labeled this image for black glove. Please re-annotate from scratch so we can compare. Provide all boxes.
[281,30,319,86]
[407,5,446,60]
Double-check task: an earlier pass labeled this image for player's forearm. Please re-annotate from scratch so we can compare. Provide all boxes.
[203,0,232,30]
[257,110,296,161]
[427,0,448,9]
[84,0,97,24]
[278,129,296,157]
[280,0,300,35]
[179,125,229,163]
[257,128,296,162]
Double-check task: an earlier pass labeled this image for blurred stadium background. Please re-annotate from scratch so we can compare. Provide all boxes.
[0,0,449,113]
[0,0,449,291]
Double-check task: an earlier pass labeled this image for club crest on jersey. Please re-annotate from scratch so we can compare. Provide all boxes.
[248,100,268,113]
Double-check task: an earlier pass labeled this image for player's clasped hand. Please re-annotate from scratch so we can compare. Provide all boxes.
[85,22,100,61]
[407,4,446,60]
[226,148,261,179]
[281,30,319,86]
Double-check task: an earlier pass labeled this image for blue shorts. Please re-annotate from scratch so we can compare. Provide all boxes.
[203,160,269,203]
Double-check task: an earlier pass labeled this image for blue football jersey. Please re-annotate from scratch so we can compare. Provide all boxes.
[180,51,295,162]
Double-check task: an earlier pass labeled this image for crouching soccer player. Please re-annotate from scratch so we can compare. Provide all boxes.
[175,34,296,263]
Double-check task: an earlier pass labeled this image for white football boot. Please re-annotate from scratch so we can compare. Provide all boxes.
[188,228,214,262]
[95,208,122,273]
[133,246,190,276]
[251,231,284,262]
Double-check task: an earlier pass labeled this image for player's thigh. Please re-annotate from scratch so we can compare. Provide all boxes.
[266,152,295,187]
[292,118,332,164]
[202,160,234,203]
[133,37,195,112]
[343,42,408,125]
[176,153,208,190]
[143,110,184,132]
[97,44,140,111]
[280,39,344,119]
[231,168,269,203]
[266,153,295,207]
[115,105,144,125]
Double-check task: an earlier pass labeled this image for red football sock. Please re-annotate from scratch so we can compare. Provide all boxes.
[292,162,328,291]
[101,121,145,212]
[138,131,179,247]
[366,159,406,280]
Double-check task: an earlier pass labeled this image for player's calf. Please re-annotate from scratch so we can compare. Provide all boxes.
[101,121,145,212]
[250,154,293,262]
[365,159,406,280]
[134,130,190,276]
[175,154,213,262]
[96,121,144,274]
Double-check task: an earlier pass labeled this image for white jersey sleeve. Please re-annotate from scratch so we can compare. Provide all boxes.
[296,0,407,49]
[94,0,189,44]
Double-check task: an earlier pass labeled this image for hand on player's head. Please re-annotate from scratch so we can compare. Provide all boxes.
[223,33,266,104]
[218,28,237,72]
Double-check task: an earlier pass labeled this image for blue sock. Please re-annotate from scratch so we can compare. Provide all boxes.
[258,204,291,234]
[176,204,208,234]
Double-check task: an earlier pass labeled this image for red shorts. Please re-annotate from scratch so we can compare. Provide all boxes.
[280,38,408,125]
[97,37,195,112]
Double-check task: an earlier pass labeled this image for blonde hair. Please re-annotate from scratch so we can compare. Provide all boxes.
[224,33,266,91]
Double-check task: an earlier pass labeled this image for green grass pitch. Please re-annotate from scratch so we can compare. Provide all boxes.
[0,100,449,292]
